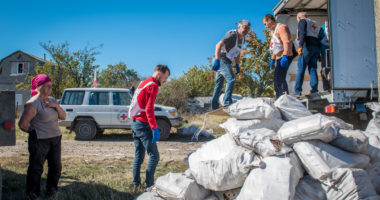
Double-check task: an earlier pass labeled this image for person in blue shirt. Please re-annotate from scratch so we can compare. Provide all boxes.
[318,21,330,91]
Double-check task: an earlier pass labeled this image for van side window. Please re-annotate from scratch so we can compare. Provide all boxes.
[61,91,85,105]
[112,92,132,105]
[89,92,109,105]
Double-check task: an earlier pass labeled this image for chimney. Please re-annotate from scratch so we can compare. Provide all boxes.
[44,53,46,61]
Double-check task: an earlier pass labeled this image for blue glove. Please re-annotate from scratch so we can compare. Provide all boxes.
[280,55,289,68]
[269,59,275,70]
[212,59,220,71]
[152,128,160,143]
[235,64,240,74]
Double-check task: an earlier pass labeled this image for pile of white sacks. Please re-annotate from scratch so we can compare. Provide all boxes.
[136,94,380,200]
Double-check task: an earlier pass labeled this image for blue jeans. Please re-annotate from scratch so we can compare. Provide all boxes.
[274,57,293,99]
[294,46,320,94]
[211,58,236,110]
[132,120,159,188]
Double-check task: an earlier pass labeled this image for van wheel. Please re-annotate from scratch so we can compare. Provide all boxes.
[74,120,97,140]
[157,119,171,140]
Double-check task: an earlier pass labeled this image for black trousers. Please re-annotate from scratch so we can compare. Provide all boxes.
[26,130,62,198]
[274,57,293,99]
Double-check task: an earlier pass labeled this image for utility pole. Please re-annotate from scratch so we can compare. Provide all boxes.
[375,0,380,102]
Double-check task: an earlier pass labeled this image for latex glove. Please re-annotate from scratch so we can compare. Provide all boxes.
[280,55,289,68]
[269,59,275,70]
[152,128,160,143]
[297,47,303,56]
[235,64,240,74]
[212,59,220,71]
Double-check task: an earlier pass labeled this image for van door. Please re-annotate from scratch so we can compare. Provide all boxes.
[110,91,132,127]
[86,91,111,125]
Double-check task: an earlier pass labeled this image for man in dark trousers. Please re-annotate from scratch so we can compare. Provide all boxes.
[128,65,170,191]
[263,14,294,99]
[294,11,320,95]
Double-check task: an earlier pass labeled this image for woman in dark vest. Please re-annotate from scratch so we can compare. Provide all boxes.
[19,74,66,199]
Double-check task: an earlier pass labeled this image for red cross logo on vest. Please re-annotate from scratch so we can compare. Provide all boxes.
[270,42,274,48]
[312,24,317,31]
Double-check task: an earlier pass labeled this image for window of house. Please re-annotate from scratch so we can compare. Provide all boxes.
[11,62,29,75]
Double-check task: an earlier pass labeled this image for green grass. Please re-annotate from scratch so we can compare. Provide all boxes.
[1,154,188,200]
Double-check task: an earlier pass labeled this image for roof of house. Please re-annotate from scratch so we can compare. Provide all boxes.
[0,50,46,66]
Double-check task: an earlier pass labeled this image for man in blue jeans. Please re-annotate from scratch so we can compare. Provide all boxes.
[129,65,170,191]
[294,11,320,95]
[211,20,250,110]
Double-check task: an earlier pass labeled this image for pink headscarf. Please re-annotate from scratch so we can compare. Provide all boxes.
[31,74,51,97]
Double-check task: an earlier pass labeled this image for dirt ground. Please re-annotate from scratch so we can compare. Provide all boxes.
[0,134,212,162]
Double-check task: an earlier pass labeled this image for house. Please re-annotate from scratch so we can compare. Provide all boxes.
[0,50,46,114]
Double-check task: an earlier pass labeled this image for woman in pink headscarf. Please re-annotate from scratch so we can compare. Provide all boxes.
[19,74,66,199]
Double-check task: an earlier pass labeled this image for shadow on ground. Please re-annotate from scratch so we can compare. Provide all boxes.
[1,169,137,200]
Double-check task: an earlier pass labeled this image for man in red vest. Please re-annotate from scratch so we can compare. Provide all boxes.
[129,65,170,191]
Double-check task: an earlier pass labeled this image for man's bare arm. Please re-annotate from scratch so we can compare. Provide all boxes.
[278,25,292,56]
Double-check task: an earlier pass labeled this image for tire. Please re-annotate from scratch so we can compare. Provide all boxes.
[156,118,171,141]
[74,120,97,140]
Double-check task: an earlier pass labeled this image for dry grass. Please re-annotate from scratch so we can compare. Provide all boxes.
[1,154,188,200]
[4,113,230,199]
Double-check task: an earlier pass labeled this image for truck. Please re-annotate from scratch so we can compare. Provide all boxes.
[58,88,183,140]
[0,91,16,200]
[273,0,379,129]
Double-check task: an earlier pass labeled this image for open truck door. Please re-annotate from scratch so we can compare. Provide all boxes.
[273,0,378,129]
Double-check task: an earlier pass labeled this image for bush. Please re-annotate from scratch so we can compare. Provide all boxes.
[156,77,190,112]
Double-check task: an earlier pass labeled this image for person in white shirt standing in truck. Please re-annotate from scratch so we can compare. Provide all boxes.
[128,65,170,192]
[210,20,250,110]
[294,11,320,96]
[263,14,294,99]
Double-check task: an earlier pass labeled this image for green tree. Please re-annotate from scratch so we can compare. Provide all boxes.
[235,30,274,97]
[182,64,215,97]
[156,77,189,112]
[17,41,102,98]
[98,62,139,88]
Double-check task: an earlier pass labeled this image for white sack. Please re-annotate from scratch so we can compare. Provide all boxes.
[219,117,284,136]
[236,153,304,200]
[367,162,380,195]
[188,133,238,166]
[294,175,327,200]
[218,93,243,107]
[330,129,368,153]
[224,97,275,120]
[274,94,312,121]
[277,113,337,144]
[154,172,209,200]
[293,140,370,180]
[136,191,165,200]
[204,188,241,200]
[190,146,261,191]
[322,168,380,200]
[327,116,354,130]
[363,131,380,163]
[366,102,380,135]
[235,128,292,157]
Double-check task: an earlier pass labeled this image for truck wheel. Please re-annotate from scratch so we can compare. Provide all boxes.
[157,119,171,140]
[74,120,97,140]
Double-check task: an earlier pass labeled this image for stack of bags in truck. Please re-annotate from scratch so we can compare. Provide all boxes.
[136,95,380,200]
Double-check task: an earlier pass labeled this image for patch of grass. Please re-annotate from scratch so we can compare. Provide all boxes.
[0,154,188,200]
[181,113,230,135]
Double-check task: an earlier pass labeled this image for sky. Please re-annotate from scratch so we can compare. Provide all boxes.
[0,0,278,78]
